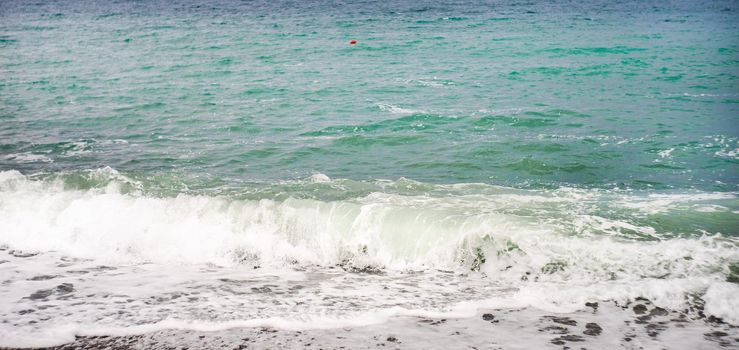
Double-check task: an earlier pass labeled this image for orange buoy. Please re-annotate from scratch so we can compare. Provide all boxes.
[349,40,357,45]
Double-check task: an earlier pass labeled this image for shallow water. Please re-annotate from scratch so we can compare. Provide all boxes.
[0,0,738,347]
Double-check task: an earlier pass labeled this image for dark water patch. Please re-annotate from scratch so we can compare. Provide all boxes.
[503,158,595,175]
[545,46,647,56]
[559,163,593,173]
[657,75,684,82]
[473,115,517,128]
[113,102,166,112]
[0,35,18,47]
[641,211,738,240]
[33,170,139,193]
[527,66,565,76]
[183,70,234,79]
[640,163,685,170]
[18,25,57,31]
[332,135,427,147]
[467,147,503,158]
[511,118,558,128]
[728,263,739,283]
[513,143,569,153]
[239,148,280,159]
[301,124,383,137]
[406,161,482,170]
[573,64,614,76]
[548,109,592,118]
[94,12,122,19]
[302,114,454,137]
[504,158,554,175]
[217,57,236,65]
[496,110,590,128]
[276,146,349,165]
[621,58,650,67]
[223,123,261,134]
[630,180,670,190]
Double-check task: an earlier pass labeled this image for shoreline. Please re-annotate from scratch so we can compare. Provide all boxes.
[6,300,738,350]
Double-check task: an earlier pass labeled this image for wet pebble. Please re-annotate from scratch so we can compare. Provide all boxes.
[28,275,58,281]
[633,304,648,315]
[649,307,668,316]
[56,283,74,294]
[540,325,569,334]
[28,289,53,300]
[551,334,584,345]
[548,316,577,326]
[583,323,602,336]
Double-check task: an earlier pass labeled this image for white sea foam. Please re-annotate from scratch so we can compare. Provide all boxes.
[657,148,674,158]
[715,148,739,159]
[704,282,739,325]
[0,170,737,347]
[0,170,736,269]
[377,103,426,115]
[673,92,739,98]
[0,304,483,348]
[308,173,331,183]
[614,192,736,215]
[2,153,54,163]
[703,135,739,159]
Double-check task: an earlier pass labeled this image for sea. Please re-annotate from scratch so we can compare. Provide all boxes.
[0,0,737,348]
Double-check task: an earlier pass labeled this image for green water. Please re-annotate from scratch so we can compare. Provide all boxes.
[1,0,737,192]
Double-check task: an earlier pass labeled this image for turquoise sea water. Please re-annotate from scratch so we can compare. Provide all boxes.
[2,0,737,191]
[0,0,738,347]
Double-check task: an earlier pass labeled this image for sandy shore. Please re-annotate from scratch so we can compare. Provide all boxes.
[7,299,737,350]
